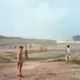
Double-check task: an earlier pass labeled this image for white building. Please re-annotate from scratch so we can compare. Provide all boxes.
[75,41,80,43]
[56,40,75,43]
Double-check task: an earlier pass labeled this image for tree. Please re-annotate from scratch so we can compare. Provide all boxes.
[73,35,80,41]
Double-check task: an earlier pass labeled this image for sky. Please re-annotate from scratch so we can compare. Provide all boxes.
[0,0,80,40]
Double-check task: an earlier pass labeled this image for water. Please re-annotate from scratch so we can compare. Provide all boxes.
[0,43,80,58]
[29,43,80,58]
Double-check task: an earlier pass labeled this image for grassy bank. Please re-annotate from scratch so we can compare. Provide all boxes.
[45,52,80,65]
[0,51,80,65]
[27,48,53,54]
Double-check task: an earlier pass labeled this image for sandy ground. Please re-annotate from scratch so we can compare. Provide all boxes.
[0,61,80,80]
[0,44,54,54]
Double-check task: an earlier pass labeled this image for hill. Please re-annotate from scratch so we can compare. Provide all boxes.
[0,35,56,44]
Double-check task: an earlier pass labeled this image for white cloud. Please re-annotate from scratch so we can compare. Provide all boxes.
[33,1,69,27]
[4,0,69,39]
[6,0,25,5]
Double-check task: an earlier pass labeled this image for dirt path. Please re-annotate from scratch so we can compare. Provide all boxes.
[0,61,80,80]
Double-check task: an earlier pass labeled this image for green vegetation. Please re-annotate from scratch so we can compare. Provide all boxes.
[0,56,12,63]
[46,52,80,65]
[23,58,52,61]
[1,51,80,65]
[28,48,53,54]
[6,53,17,59]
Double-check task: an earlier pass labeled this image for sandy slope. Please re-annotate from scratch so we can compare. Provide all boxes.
[0,62,80,80]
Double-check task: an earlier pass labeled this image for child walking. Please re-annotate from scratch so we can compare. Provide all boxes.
[66,45,71,63]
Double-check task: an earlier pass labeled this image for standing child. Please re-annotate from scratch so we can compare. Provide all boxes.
[66,45,71,63]
[17,46,24,77]
[24,44,28,59]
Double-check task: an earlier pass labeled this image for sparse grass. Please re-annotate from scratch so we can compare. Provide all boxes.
[6,53,17,59]
[1,51,80,65]
[23,58,49,61]
[45,55,66,62]
[46,52,80,65]
[71,60,80,64]
[0,52,17,63]
[70,52,80,64]
[0,56,12,63]
[28,49,50,53]
[5,51,14,53]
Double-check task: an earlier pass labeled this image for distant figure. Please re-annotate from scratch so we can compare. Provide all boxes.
[30,44,32,48]
[17,46,24,77]
[9,45,11,49]
[65,45,71,63]
[24,44,28,59]
[14,45,16,49]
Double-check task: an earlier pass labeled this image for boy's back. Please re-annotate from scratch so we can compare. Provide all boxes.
[65,45,71,62]
[66,47,71,54]
[66,45,71,54]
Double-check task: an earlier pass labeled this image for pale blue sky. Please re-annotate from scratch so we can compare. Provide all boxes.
[0,0,80,40]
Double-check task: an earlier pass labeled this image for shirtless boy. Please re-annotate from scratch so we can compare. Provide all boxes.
[17,46,24,77]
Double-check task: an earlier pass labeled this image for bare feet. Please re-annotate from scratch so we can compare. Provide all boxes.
[4,74,7,76]
[18,74,24,78]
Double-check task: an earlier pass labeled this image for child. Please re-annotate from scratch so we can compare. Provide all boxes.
[66,45,71,63]
[17,46,24,77]
[24,44,28,59]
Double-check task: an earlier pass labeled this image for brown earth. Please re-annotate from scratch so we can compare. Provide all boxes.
[0,61,80,80]
[0,44,54,53]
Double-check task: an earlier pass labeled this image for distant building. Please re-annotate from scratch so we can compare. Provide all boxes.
[75,41,80,43]
[56,40,75,43]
